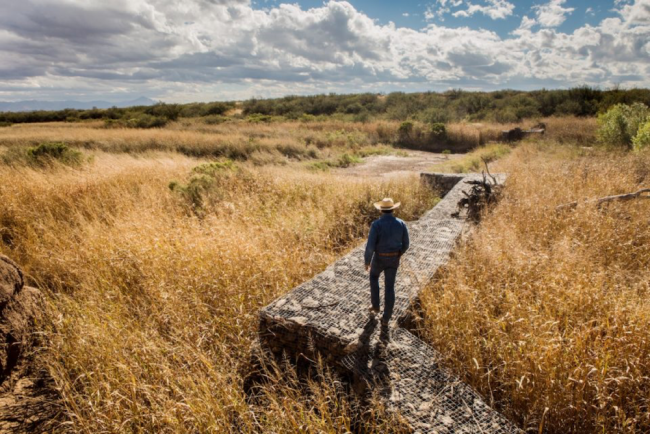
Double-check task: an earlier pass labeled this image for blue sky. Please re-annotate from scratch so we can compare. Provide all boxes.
[254,0,618,37]
[0,0,648,102]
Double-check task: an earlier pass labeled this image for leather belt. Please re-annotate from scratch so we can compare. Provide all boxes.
[377,252,400,257]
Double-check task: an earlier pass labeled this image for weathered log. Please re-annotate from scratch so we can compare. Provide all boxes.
[556,188,650,211]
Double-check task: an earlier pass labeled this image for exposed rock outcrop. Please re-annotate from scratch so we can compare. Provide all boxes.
[0,255,57,433]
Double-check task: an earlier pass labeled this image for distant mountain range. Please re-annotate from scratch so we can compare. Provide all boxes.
[0,97,157,112]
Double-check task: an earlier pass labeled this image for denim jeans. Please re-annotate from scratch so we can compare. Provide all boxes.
[369,255,400,322]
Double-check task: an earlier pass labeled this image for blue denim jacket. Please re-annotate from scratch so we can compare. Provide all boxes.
[364,213,410,265]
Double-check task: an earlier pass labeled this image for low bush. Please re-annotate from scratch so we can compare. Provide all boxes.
[308,153,363,171]
[633,120,650,151]
[419,107,450,124]
[395,121,453,151]
[308,161,332,171]
[276,143,319,160]
[397,121,413,139]
[202,115,228,125]
[337,153,362,167]
[299,114,319,122]
[0,121,13,127]
[23,142,83,167]
[247,114,273,123]
[597,103,649,148]
[126,114,168,129]
[355,145,393,157]
[169,160,237,212]
[429,122,446,138]
[103,114,168,129]
[352,110,370,123]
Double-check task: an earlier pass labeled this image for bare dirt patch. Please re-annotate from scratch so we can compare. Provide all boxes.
[336,150,460,178]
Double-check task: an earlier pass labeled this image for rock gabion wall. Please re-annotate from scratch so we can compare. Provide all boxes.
[259,173,520,434]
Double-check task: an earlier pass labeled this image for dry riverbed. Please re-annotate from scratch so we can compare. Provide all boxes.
[337,150,460,178]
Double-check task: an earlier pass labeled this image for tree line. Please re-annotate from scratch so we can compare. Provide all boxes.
[2,87,649,126]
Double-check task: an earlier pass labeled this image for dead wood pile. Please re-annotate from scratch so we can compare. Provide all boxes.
[452,162,503,222]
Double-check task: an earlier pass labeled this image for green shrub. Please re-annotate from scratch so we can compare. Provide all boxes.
[126,114,168,129]
[25,142,83,167]
[203,102,230,116]
[337,153,362,168]
[308,161,332,171]
[192,160,236,175]
[632,120,650,151]
[597,103,650,148]
[307,153,363,171]
[202,115,228,125]
[492,108,519,124]
[398,121,413,136]
[352,110,370,123]
[344,102,364,114]
[276,143,318,160]
[0,121,12,128]
[419,108,450,124]
[247,114,273,123]
[104,114,168,129]
[355,146,392,157]
[299,114,317,123]
[169,160,236,212]
[103,119,123,129]
[429,122,447,138]
[555,100,582,116]
[397,121,414,144]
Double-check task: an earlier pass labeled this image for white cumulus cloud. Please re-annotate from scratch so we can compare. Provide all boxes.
[533,0,575,28]
[452,0,515,20]
[0,0,648,102]
[619,0,650,24]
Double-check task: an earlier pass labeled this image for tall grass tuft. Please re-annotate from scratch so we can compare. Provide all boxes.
[420,142,650,433]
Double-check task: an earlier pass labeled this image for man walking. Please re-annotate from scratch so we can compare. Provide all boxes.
[364,198,410,326]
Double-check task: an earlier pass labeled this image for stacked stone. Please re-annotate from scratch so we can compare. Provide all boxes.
[259,173,520,433]
[342,328,518,434]
[259,173,501,359]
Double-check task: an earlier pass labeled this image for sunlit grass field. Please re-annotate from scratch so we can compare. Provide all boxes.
[3,115,648,433]
[421,142,650,433]
[0,132,434,431]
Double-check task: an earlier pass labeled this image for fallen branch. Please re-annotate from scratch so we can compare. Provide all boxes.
[556,188,650,211]
[481,156,498,185]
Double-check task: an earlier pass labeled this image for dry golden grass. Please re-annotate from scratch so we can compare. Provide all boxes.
[428,143,512,173]
[0,116,622,433]
[420,142,650,433]
[542,116,598,145]
[0,151,433,432]
[1,117,590,163]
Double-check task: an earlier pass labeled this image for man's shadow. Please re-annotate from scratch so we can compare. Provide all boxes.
[355,319,392,400]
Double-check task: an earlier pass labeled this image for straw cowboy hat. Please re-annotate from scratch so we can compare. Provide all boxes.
[374,197,401,211]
